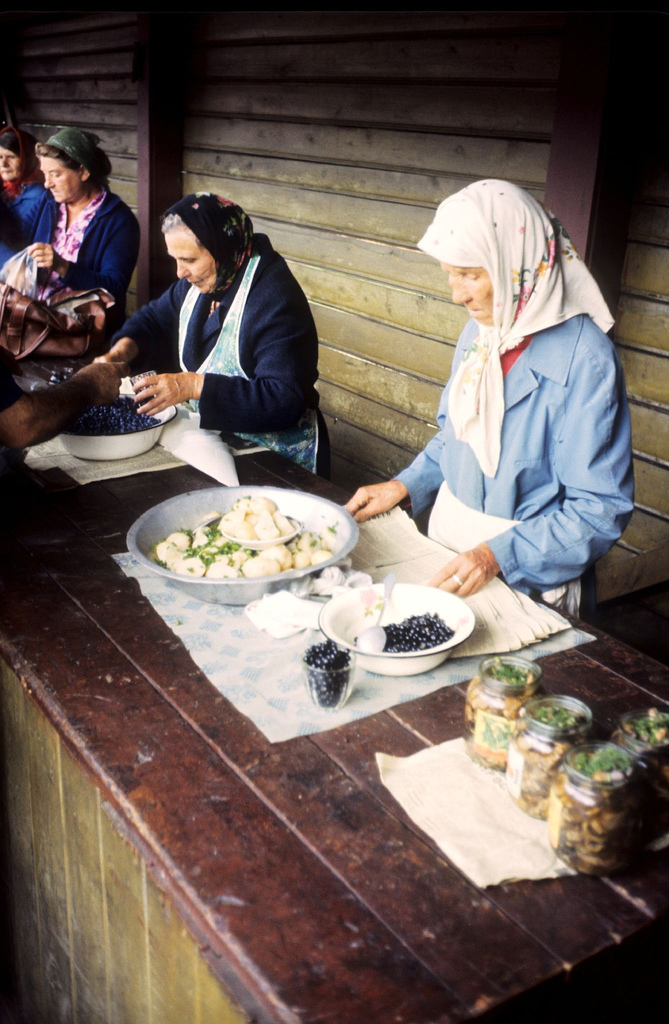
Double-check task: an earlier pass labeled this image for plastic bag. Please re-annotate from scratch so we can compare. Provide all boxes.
[0,247,40,299]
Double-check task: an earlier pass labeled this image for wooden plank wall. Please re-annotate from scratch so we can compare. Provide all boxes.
[182,12,565,492]
[598,156,669,587]
[7,13,140,314]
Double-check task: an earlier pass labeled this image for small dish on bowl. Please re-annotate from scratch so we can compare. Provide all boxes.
[219,515,302,551]
[319,582,475,677]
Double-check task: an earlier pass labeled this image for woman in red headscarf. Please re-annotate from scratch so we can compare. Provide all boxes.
[0,126,45,258]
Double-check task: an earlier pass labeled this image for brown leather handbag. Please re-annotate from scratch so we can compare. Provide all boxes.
[0,283,115,363]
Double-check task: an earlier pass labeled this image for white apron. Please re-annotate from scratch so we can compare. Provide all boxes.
[427,481,581,616]
[178,252,319,472]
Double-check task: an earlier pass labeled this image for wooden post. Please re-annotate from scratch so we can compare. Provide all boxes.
[544,14,643,314]
[135,14,190,307]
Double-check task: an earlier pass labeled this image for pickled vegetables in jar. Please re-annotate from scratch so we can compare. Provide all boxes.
[548,742,643,875]
[507,695,592,819]
[611,707,669,840]
[464,656,542,771]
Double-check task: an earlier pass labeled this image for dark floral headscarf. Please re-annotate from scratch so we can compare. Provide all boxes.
[163,192,254,296]
[0,126,44,200]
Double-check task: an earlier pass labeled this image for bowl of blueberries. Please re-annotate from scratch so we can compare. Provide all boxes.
[319,582,476,676]
[60,396,177,461]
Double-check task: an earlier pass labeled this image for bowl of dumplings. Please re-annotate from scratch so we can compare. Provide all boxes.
[126,485,359,605]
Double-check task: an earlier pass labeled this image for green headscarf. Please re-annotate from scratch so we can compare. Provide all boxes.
[45,128,101,175]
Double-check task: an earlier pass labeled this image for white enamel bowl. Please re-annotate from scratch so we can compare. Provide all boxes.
[319,582,475,676]
[126,485,359,605]
[60,405,177,461]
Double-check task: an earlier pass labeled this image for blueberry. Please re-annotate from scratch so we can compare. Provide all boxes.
[66,396,160,436]
[381,613,454,653]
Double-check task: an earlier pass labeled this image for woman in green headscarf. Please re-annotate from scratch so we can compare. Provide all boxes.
[27,127,140,335]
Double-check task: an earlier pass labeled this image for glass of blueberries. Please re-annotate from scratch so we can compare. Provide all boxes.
[302,640,355,712]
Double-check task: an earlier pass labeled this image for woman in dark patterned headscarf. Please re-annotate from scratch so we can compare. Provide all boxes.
[101,193,326,474]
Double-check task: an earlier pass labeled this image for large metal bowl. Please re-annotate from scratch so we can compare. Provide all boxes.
[126,485,359,605]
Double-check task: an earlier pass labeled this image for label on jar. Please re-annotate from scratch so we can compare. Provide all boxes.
[547,789,562,849]
[506,742,524,799]
[473,709,514,764]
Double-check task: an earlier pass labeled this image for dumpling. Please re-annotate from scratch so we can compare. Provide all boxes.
[250,497,277,515]
[241,556,281,578]
[262,544,293,571]
[253,510,281,541]
[155,540,180,566]
[319,528,337,552]
[171,555,206,577]
[273,512,295,537]
[310,549,331,566]
[166,531,191,550]
[205,561,240,578]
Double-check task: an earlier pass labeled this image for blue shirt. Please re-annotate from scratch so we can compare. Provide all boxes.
[396,315,634,593]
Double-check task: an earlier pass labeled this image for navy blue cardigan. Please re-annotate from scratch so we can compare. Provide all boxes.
[32,190,140,335]
[114,234,320,435]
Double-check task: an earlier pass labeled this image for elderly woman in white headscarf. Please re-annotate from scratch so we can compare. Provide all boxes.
[346,180,633,614]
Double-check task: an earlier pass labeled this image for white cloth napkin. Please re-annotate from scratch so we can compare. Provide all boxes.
[246,569,373,638]
[245,592,322,638]
[159,407,238,486]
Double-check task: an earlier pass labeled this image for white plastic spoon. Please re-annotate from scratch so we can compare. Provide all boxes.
[357,572,396,653]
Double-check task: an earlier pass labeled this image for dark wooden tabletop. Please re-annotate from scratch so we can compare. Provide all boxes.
[1,453,668,1024]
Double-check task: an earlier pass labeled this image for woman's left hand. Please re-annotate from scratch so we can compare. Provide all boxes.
[27,242,68,277]
[428,542,500,596]
[133,372,204,415]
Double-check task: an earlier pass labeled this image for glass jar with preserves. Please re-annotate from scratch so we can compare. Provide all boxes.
[464,655,542,771]
[507,695,592,819]
[611,707,669,840]
[548,742,643,875]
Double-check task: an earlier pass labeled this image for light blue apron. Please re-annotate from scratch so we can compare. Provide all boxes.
[178,251,318,472]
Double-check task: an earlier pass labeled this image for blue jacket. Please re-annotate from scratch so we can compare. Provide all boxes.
[114,234,320,435]
[8,182,46,243]
[1,183,47,266]
[396,315,634,593]
[32,190,140,335]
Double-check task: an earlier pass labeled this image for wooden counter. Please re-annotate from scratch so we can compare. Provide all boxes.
[1,454,668,1024]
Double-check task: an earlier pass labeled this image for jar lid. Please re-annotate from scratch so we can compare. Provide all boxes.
[564,741,639,787]
[522,694,592,738]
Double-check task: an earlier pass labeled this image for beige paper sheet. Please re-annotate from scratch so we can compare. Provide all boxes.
[377,739,574,887]
[350,508,569,656]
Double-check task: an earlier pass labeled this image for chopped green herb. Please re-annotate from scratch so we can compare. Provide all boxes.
[570,746,634,780]
[532,704,582,729]
[623,708,669,746]
[486,657,532,687]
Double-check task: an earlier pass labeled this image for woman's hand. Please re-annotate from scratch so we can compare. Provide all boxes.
[94,336,139,364]
[345,480,408,523]
[27,242,68,278]
[429,542,500,596]
[133,372,204,415]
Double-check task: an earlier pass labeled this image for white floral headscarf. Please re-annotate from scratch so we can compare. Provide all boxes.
[418,180,614,478]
